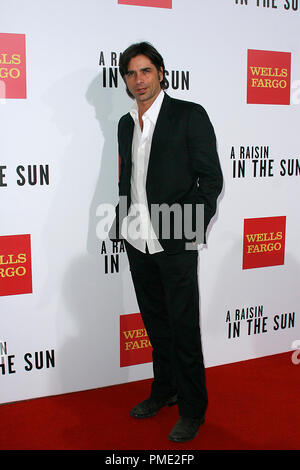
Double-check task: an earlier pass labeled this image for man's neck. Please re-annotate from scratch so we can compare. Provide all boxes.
[137,102,150,131]
[137,101,152,123]
[136,91,162,130]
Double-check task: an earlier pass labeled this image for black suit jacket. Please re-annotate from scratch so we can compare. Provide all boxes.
[110,92,223,254]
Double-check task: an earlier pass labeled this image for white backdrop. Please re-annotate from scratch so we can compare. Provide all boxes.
[1,0,300,404]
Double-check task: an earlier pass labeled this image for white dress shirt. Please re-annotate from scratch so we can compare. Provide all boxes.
[121,90,165,254]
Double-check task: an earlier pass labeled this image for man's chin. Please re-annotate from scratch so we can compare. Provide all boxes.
[136,91,148,99]
[136,95,151,103]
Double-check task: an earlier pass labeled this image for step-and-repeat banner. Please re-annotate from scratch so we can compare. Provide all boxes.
[1,0,300,404]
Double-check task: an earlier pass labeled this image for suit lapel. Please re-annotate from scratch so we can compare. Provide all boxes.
[122,114,134,164]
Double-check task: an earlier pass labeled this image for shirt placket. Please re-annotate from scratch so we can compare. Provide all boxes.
[138,118,151,243]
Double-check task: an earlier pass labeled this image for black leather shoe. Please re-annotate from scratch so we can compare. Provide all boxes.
[130,395,178,419]
[168,416,205,442]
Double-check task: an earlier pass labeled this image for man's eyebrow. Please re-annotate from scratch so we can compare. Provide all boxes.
[126,66,152,74]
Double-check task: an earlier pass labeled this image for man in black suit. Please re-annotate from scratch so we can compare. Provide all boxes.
[111,42,223,442]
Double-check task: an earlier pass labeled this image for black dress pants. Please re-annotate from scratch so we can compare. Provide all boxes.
[125,240,208,418]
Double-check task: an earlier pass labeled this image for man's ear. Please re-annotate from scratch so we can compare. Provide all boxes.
[159,67,163,83]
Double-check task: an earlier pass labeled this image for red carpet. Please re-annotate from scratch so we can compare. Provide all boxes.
[0,351,299,450]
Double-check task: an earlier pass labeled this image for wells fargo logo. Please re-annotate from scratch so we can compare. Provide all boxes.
[120,313,152,367]
[247,49,291,105]
[0,33,26,99]
[243,216,286,270]
[118,0,172,8]
[0,234,32,296]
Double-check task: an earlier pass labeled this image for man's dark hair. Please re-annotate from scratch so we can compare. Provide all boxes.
[119,41,167,99]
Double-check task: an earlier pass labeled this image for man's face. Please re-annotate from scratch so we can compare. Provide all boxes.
[125,54,163,108]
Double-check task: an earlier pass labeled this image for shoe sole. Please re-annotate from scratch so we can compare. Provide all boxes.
[168,432,198,443]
